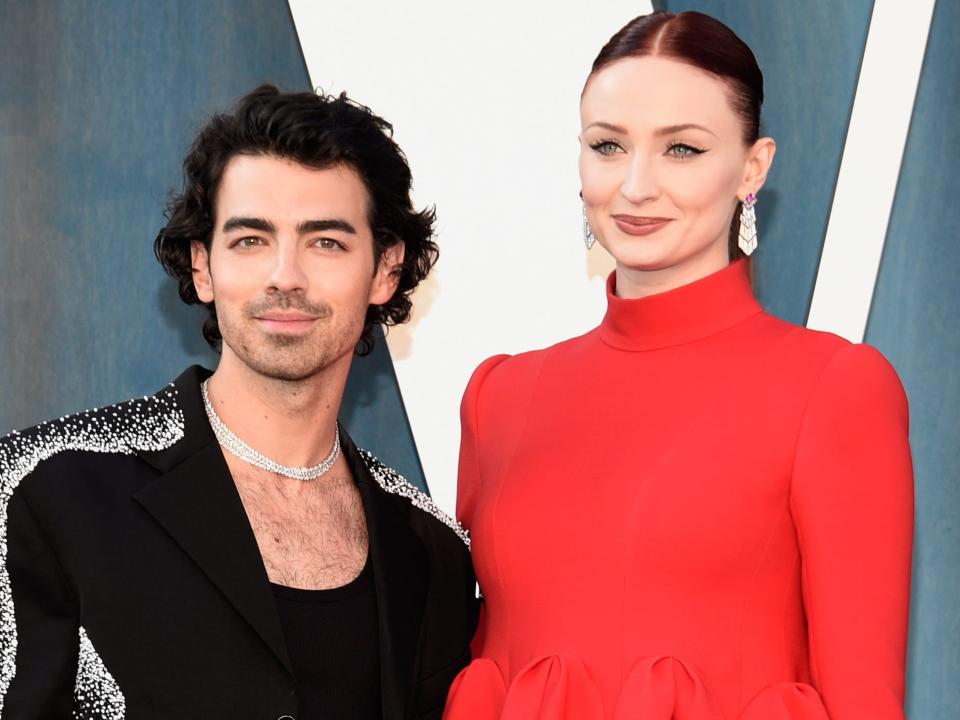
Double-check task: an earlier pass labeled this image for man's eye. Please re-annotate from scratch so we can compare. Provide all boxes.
[234,237,263,248]
[317,238,343,250]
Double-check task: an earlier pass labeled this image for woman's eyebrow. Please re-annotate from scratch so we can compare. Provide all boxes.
[584,121,628,133]
[654,123,718,138]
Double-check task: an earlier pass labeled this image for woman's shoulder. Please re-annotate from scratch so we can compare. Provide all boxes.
[461,330,594,403]
[757,311,906,404]
[462,347,545,405]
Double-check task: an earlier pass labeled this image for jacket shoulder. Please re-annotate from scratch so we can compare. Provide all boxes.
[0,385,185,493]
[1,388,183,717]
[358,449,470,550]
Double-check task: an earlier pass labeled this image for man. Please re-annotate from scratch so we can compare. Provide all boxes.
[0,85,477,719]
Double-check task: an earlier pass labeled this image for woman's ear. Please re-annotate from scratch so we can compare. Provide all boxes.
[738,136,777,198]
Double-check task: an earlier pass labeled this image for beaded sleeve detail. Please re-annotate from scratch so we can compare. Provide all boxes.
[74,626,125,719]
[0,388,185,717]
[358,449,471,550]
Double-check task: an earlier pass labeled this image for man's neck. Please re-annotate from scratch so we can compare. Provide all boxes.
[204,351,350,470]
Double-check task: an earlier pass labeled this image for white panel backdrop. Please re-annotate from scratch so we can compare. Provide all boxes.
[289,1,651,513]
[807,0,934,341]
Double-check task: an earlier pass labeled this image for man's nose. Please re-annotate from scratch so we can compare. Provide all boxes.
[266,241,308,293]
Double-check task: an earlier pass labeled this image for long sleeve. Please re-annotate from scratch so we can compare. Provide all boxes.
[456,354,510,533]
[3,486,80,718]
[790,343,914,719]
[456,354,510,662]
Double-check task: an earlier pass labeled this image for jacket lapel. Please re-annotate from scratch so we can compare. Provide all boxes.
[345,436,429,720]
[133,366,293,676]
[132,366,432,711]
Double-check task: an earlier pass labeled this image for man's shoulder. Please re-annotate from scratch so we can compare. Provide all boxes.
[0,384,185,493]
[357,448,470,551]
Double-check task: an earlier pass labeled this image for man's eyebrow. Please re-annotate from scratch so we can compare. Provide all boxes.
[221,216,276,233]
[220,217,358,235]
[297,219,357,235]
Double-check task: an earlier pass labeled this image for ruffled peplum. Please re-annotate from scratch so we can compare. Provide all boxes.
[443,655,831,720]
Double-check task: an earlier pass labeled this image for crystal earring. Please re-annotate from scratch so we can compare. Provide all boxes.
[583,204,596,250]
[738,192,758,256]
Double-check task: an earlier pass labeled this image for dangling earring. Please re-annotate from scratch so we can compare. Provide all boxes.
[583,204,596,250]
[738,192,758,256]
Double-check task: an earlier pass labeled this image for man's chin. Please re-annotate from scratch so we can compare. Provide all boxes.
[247,361,326,383]
[220,327,356,381]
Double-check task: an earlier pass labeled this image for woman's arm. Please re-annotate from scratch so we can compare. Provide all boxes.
[456,354,511,532]
[790,342,914,719]
[456,353,510,658]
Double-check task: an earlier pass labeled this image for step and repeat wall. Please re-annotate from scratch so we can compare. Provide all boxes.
[1,1,956,715]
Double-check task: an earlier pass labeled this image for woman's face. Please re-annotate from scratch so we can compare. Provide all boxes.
[579,56,773,285]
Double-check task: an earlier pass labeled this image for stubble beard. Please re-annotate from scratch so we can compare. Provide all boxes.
[217,295,365,383]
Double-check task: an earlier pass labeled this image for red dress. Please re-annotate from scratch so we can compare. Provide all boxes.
[444,260,913,720]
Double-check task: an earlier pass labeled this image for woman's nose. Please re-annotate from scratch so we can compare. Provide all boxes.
[620,155,659,205]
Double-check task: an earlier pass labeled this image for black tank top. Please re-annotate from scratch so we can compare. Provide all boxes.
[270,557,381,720]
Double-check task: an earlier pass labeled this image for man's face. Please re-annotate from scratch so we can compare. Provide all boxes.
[191,154,401,382]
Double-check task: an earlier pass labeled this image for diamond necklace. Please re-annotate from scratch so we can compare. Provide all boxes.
[201,379,340,480]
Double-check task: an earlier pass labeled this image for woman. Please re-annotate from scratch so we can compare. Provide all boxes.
[443,10,912,720]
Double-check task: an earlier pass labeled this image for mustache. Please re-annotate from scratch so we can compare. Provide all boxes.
[244,293,332,319]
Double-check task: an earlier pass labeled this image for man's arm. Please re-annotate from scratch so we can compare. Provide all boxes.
[3,487,80,717]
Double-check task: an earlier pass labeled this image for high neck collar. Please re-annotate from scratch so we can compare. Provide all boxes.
[598,260,762,351]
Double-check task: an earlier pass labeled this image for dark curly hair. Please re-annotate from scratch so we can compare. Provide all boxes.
[154,84,438,355]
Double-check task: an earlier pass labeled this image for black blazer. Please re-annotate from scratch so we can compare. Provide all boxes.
[0,366,478,719]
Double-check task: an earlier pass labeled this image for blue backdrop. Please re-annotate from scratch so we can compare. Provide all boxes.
[1,0,956,716]
[865,0,960,710]
[0,0,427,490]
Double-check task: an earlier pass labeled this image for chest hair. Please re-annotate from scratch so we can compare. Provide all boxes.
[229,461,369,590]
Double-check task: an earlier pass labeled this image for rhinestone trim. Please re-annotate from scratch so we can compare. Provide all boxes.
[358,449,470,549]
[74,626,125,719]
[0,388,184,716]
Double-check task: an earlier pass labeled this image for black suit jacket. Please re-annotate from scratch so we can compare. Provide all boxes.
[0,366,478,719]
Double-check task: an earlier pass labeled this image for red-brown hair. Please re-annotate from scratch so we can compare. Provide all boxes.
[586,11,765,263]
[588,11,763,145]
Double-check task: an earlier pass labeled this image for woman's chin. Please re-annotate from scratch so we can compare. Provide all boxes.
[603,234,727,277]
[604,246,680,273]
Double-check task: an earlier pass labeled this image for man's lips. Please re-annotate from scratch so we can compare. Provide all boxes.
[255,312,318,322]
[254,312,320,332]
[611,215,673,236]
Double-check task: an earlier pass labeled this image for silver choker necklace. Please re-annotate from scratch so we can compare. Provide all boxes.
[201,379,341,481]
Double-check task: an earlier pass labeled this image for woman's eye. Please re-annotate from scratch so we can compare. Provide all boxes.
[590,140,623,156]
[666,142,705,159]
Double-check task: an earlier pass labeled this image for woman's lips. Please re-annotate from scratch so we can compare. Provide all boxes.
[612,215,673,236]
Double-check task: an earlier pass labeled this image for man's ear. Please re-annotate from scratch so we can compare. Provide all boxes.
[190,241,215,303]
[369,242,405,306]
